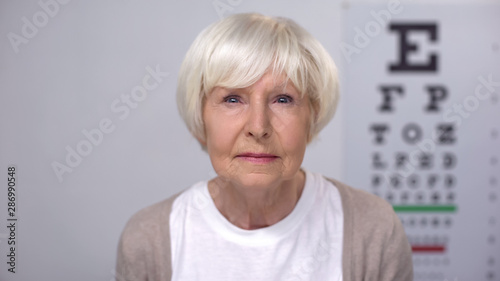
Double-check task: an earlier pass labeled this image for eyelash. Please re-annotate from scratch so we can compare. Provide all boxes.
[275,95,294,104]
[223,95,240,103]
[222,94,294,104]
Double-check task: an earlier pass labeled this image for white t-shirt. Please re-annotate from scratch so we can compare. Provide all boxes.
[170,170,344,281]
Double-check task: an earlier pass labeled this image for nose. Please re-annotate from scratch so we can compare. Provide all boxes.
[245,101,273,140]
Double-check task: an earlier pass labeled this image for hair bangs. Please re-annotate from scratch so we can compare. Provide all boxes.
[203,15,307,98]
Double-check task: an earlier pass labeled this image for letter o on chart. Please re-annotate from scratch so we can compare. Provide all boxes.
[402,123,423,144]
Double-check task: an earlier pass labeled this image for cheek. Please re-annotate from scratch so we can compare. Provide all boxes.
[272,108,311,145]
[284,129,308,157]
[272,115,309,165]
[204,110,240,156]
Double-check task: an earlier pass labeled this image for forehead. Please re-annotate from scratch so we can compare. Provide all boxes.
[246,72,292,90]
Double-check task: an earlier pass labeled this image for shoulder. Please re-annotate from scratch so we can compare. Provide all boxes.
[324,177,413,280]
[116,191,184,281]
[118,180,206,255]
[325,177,396,229]
[120,191,183,245]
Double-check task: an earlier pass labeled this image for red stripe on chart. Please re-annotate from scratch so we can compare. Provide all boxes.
[411,245,446,253]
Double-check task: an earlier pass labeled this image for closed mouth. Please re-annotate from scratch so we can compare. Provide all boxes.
[235,153,279,164]
[236,153,278,158]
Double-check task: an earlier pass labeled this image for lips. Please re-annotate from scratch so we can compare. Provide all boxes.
[236,153,279,164]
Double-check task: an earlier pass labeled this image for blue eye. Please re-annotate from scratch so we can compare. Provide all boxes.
[276,95,293,104]
[223,96,240,103]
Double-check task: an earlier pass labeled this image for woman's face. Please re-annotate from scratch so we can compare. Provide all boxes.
[202,72,311,189]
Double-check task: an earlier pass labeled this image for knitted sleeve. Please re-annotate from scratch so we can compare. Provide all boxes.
[327,178,413,281]
[115,193,181,281]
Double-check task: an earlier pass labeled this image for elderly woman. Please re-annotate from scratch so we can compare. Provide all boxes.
[116,13,413,281]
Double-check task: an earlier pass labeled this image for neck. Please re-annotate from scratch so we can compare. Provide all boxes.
[208,170,306,230]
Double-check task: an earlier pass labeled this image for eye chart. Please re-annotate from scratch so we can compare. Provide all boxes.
[342,3,500,280]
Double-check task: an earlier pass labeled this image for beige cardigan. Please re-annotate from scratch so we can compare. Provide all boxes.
[116,178,413,281]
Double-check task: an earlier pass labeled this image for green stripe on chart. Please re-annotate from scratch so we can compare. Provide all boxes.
[393,205,457,213]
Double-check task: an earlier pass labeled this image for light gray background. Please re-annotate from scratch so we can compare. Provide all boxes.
[0,0,498,280]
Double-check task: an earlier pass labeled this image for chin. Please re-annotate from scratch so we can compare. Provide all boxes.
[232,170,299,190]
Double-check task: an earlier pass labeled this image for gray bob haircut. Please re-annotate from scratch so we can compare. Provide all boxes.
[176,13,339,145]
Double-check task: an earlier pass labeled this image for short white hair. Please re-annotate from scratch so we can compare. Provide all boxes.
[177,13,339,146]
